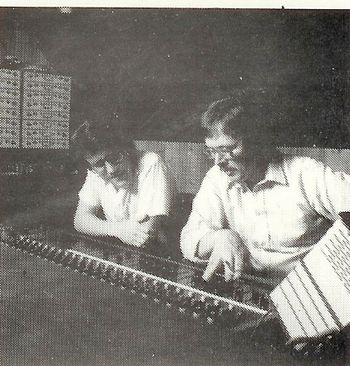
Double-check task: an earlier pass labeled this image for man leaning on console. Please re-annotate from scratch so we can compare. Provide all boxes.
[72,92,350,284]
[72,117,174,248]
[181,93,350,282]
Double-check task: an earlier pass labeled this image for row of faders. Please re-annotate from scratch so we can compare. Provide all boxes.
[22,71,71,149]
[1,225,270,330]
[0,69,21,148]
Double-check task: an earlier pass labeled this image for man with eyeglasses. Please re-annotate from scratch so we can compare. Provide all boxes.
[180,96,350,281]
[72,120,173,248]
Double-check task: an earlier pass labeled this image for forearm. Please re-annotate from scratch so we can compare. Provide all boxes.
[74,208,152,247]
[74,211,118,237]
[197,230,226,259]
[197,229,243,259]
[180,185,227,261]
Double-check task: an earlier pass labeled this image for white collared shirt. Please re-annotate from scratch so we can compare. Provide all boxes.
[78,152,173,222]
[180,155,350,275]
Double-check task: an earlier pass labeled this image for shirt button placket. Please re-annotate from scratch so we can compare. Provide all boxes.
[262,190,272,249]
[251,188,262,249]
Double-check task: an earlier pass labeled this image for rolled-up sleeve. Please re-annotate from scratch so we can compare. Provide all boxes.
[78,170,102,208]
[137,153,174,221]
[299,158,350,221]
[180,174,227,262]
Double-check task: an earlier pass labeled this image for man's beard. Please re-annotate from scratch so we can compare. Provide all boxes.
[219,162,245,182]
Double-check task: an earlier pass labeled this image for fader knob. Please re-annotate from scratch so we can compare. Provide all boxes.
[94,262,105,277]
[192,311,200,319]
[61,252,75,265]
[142,279,151,294]
[178,296,192,309]
[152,283,163,302]
[204,303,220,324]
[33,242,45,253]
[36,244,49,255]
[120,272,132,288]
[39,245,51,256]
[67,254,80,268]
[78,258,90,273]
[45,247,59,260]
[53,249,66,263]
[31,242,45,254]
[85,259,98,274]
[26,239,37,252]
[76,257,89,271]
[109,268,122,283]
[74,255,88,271]
[150,289,160,300]
[164,286,176,301]
[192,303,204,319]
[46,247,60,260]
[133,277,144,292]
[102,265,114,281]
[9,238,20,248]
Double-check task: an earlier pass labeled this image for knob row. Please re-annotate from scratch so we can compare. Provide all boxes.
[5,235,262,326]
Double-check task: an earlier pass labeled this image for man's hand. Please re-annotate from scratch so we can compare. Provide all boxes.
[113,220,153,247]
[139,217,157,240]
[138,215,167,245]
[202,230,245,282]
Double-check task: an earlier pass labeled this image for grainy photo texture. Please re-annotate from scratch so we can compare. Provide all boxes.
[0,7,350,366]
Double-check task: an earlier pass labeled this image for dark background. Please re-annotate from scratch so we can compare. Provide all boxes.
[1,8,350,146]
[1,10,350,366]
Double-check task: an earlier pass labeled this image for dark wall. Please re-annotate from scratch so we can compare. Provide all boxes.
[4,8,350,147]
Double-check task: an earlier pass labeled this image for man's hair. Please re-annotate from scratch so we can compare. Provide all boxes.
[201,97,247,137]
[71,117,135,158]
[201,94,279,159]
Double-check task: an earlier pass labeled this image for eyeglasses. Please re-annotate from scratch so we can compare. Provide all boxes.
[204,146,243,160]
[87,151,130,170]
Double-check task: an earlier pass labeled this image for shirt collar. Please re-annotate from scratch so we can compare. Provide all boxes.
[262,160,288,185]
[227,158,288,190]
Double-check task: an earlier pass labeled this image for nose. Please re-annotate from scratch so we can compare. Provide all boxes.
[105,161,116,175]
[214,151,230,166]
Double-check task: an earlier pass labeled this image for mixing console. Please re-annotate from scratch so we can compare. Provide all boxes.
[0,225,272,332]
